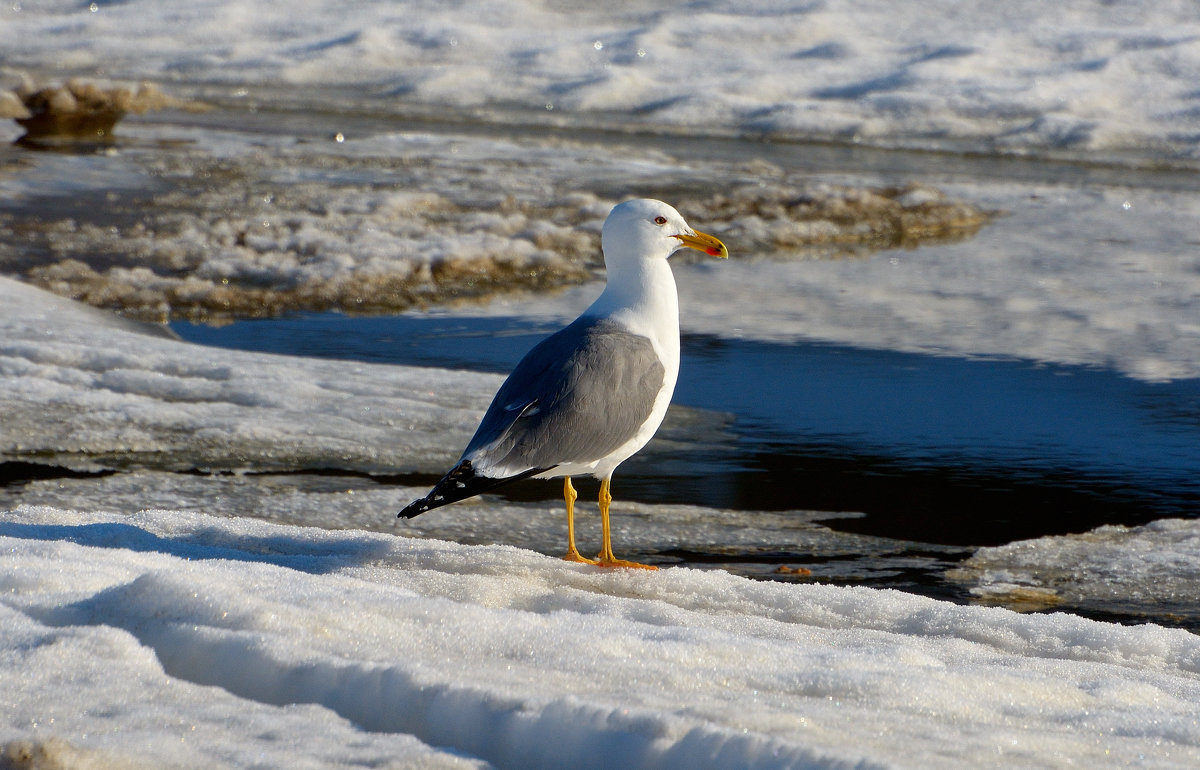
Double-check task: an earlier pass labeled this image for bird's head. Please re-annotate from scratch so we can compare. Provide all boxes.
[601,199,729,266]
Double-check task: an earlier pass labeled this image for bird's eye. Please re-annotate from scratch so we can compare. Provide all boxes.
[653,216,668,225]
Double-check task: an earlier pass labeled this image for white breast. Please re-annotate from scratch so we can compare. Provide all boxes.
[546,257,680,480]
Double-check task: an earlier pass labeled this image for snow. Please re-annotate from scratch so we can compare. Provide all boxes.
[3,265,1200,768]
[4,1,1200,157]
[4,1,1200,764]
[5,504,1200,769]
[0,275,495,474]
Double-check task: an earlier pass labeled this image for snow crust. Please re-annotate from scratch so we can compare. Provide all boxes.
[0,276,493,473]
[5,1,1200,156]
[2,251,1200,769]
[4,504,1200,769]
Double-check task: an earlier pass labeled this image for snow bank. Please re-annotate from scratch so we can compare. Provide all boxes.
[3,505,1199,769]
[0,275,493,473]
[4,1,1200,156]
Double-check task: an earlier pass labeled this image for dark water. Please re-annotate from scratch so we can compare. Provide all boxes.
[173,311,1200,553]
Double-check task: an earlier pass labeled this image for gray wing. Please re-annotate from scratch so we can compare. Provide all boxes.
[463,315,665,475]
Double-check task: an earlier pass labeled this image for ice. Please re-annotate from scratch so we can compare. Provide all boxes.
[950,519,1200,623]
[5,1,1200,157]
[0,468,936,584]
[4,1,1200,763]
[2,248,1200,768]
[6,86,1197,383]
[12,121,1200,382]
[0,123,988,324]
[677,180,1200,382]
[413,180,1200,384]
[3,504,1200,768]
[0,275,498,473]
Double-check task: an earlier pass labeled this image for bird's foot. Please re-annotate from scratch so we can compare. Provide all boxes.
[595,556,658,571]
[562,548,599,566]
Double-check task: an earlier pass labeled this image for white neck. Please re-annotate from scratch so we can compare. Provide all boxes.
[584,257,680,377]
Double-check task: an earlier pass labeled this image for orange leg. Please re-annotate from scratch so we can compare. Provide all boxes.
[561,477,597,565]
[595,477,656,570]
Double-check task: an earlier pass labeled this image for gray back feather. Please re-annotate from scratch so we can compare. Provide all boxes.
[464,316,665,473]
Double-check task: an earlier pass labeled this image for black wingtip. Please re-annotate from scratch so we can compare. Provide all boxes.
[397,497,434,519]
[397,460,552,519]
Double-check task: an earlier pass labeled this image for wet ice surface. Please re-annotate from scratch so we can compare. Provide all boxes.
[949,519,1200,625]
[0,111,989,321]
[5,469,947,589]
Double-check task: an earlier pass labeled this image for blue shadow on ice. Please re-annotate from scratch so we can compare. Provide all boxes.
[0,520,390,574]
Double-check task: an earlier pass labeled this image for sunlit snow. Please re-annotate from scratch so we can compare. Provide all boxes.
[4,0,1200,156]
[4,0,1200,766]
[3,275,1200,768]
[6,504,1200,769]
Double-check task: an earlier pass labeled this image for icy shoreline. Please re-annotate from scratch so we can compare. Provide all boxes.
[5,504,1200,769]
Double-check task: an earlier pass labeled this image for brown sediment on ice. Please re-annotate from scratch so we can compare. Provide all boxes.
[2,76,202,140]
[959,584,1066,613]
[9,182,991,323]
[27,255,586,324]
[1,736,158,770]
[1,126,992,322]
[677,181,990,258]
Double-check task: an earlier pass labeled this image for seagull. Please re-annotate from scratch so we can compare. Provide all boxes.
[399,199,728,569]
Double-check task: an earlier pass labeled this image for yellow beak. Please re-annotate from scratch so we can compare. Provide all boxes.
[674,229,729,259]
